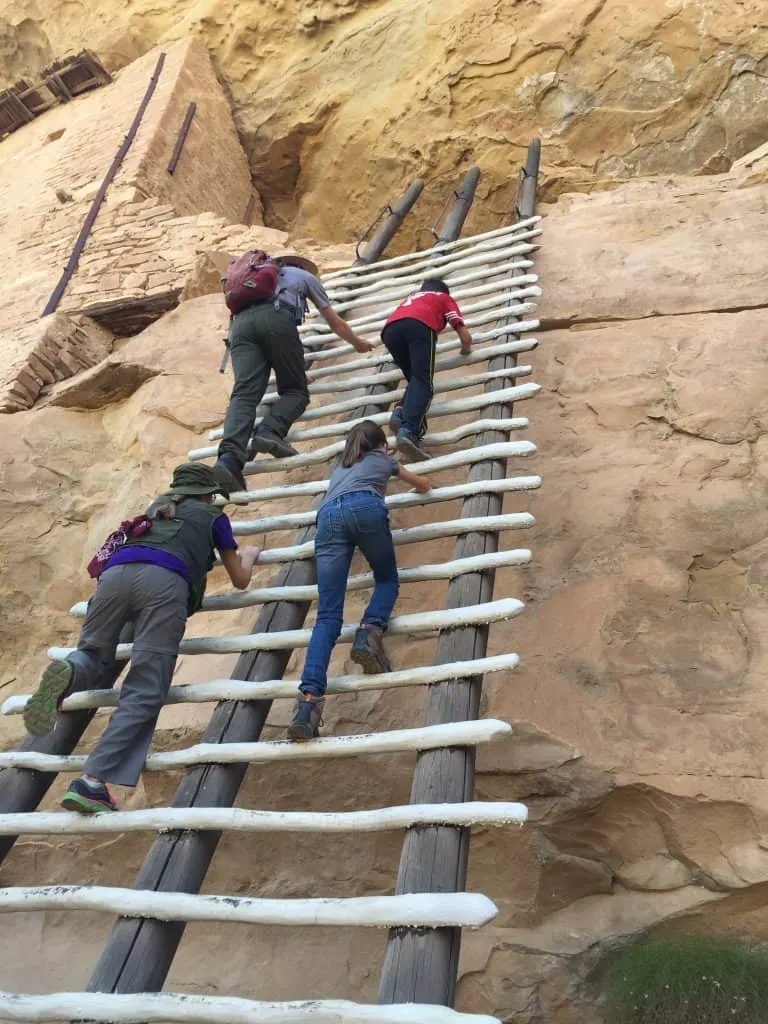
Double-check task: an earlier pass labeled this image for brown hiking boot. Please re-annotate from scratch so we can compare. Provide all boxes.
[287,694,325,742]
[350,625,391,674]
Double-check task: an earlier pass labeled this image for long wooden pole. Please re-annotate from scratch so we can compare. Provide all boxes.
[354,179,425,266]
[377,139,541,1006]
[434,168,481,246]
[41,53,165,316]
[87,379,400,995]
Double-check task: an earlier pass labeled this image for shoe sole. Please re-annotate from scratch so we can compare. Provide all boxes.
[395,434,430,463]
[350,646,390,675]
[23,661,73,736]
[61,790,116,814]
[249,436,298,460]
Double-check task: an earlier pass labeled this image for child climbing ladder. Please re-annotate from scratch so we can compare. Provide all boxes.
[288,420,431,740]
[382,278,473,461]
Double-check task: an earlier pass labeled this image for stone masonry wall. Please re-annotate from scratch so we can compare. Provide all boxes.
[121,38,254,225]
[59,200,288,314]
[0,36,258,411]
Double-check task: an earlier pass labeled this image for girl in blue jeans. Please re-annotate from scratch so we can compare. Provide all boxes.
[288,420,431,741]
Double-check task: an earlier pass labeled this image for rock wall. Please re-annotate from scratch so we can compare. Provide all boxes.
[0,0,767,244]
[2,163,768,1021]
[1,3,768,1019]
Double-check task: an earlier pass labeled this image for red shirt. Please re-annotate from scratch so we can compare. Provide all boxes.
[384,291,465,333]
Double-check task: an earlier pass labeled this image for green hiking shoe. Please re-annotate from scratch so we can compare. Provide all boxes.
[23,660,73,736]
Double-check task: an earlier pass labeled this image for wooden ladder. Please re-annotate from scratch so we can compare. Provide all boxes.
[0,169,543,1023]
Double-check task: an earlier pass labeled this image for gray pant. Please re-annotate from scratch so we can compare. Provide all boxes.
[219,302,310,465]
[67,563,188,787]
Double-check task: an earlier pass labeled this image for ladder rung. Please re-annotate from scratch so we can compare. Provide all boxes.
[4,653,521,716]
[48,597,525,661]
[0,990,502,1023]
[0,800,528,835]
[0,887,497,928]
[0,718,513,773]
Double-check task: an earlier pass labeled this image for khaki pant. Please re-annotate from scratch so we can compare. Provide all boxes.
[67,562,188,787]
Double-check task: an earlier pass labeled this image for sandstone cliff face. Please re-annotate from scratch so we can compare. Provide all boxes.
[2,2,768,1020]
[1,0,767,244]
[2,166,768,1022]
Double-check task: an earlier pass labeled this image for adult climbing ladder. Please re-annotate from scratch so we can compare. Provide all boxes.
[0,143,543,1022]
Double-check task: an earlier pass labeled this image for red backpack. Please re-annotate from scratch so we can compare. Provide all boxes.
[222,250,279,315]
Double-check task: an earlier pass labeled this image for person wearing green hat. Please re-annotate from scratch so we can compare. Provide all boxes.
[23,462,262,814]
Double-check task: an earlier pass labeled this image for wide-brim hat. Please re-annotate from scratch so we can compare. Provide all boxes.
[169,462,233,499]
[272,250,320,277]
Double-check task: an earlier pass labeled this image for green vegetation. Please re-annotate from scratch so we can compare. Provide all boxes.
[604,936,768,1024]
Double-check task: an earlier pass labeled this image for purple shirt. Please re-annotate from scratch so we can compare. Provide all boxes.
[105,514,238,581]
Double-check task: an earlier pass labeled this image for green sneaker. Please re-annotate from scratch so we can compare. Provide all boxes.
[23,660,73,736]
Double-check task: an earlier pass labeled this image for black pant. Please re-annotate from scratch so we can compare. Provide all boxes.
[381,318,437,438]
[219,302,310,464]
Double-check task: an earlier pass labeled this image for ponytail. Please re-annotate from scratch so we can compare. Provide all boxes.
[154,493,183,519]
[341,420,387,467]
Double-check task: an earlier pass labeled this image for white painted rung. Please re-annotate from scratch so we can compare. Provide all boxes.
[206,353,538,453]
[286,407,526,447]
[302,301,538,352]
[329,276,541,317]
[302,317,540,364]
[0,800,528,835]
[0,991,502,1023]
[327,274,540,316]
[323,215,540,278]
[49,598,525,662]
[238,437,536,494]
[273,381,539,429]
[323,225,541,287]
[0,886,497,928]
[306,332,536,383]
[0,718,513,772]
[220,433,537,504]
[67,543,533,620]
[325,266,538,311]
[226,481,537,538]
[4,653,521,716]
[324,267,538,316]
[261,359,532,405]
[207,333,538,446]
[223,510,534,562]
[246,369,535,450]
[232,511,533,549]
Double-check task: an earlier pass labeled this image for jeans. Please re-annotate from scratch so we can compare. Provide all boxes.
[67,563,189,786]
[219,302,310,465]
[381,318,437,438]
[300,492,399,696]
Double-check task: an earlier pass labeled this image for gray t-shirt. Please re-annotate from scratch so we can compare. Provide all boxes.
[321,450,400,509]
[277,265,330,324]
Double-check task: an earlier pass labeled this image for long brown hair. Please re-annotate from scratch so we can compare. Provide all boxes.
[341,420,387,467]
